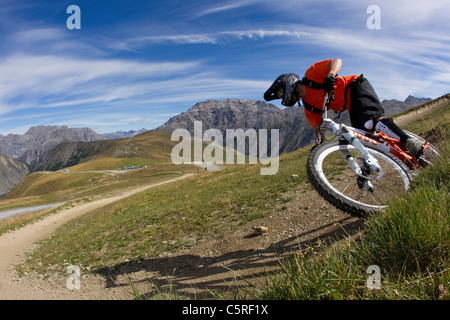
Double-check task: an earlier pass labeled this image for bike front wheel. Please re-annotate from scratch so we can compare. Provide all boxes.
[307,140,413,217]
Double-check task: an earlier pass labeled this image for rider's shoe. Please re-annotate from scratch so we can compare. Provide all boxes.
[405,136,424,159]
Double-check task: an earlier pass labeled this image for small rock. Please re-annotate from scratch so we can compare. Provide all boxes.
[252,226,268,235]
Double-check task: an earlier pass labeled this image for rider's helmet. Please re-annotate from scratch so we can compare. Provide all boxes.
[264,73,300,107]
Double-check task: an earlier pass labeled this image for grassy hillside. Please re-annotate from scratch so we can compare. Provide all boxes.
[4,164,194,201]
[20,96,448,267]
[0,130,198,212]
[259,139,449,300]
[401,97,449,145]
[8,94,450,299]
[257,96,449,300]
[31,130,181,172]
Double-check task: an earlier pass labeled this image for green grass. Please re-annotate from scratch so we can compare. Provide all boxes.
[402,102,449,147]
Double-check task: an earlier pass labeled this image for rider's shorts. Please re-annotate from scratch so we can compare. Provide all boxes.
[349,76,385,129]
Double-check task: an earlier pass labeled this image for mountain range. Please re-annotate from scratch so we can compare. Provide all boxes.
[0,95,432,197]
[0,127,147,197]
[381,95,432,115]
[0,126,148,166]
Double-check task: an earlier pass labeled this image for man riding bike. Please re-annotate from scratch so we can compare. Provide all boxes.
[263,58,423,158]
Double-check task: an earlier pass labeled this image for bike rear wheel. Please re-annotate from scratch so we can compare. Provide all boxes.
[307,140,413,217]
[404,130,440,167]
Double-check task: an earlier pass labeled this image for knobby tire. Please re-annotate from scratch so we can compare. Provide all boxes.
[307,140,413,218]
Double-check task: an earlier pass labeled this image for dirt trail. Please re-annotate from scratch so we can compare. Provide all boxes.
[394,94,449,127]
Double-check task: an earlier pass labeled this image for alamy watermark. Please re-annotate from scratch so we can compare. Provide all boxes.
[366,265,382,289]
[67,5,81,30]
[66,265,81,290]
[367,5,381,30]
[170,121,280,175]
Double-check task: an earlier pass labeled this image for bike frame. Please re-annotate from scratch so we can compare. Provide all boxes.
[320,93,422,172]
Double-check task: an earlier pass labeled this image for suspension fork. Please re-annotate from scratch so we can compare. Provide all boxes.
[321,93,382,182]
[335,139,374,192]
[324,119,382,174]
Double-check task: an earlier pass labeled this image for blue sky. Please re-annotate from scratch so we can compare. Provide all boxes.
[0,0,449,135]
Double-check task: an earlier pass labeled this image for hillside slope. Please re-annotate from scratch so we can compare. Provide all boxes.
[0,155,29,197]
[31,130,178,172]
[4,130,197,204]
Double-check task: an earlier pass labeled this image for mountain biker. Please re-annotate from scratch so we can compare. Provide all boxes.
[263,58,424,158]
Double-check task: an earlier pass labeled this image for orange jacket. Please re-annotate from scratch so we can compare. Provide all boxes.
[303,60,360,128]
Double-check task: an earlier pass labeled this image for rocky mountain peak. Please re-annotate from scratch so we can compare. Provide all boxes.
[25,125,66,135]
[0,125,104,166]
[157,98,300,134]
[404,95,432,107]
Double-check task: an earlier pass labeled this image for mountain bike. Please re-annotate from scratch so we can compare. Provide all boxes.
[306,92,440,217]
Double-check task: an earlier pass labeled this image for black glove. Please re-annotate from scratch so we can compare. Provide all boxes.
[323,73,336,92]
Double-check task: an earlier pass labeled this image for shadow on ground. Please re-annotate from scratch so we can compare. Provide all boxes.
[93,216,364,299]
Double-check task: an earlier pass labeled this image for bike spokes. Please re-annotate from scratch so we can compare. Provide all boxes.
[307,141,412,217]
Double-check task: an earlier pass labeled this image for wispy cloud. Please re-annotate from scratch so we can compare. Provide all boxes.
[112,29,307,50]
[193,0,259,18]
[111,23,450,88]
[192,0,320,19]
[368,0,449,28]
[0,53,201,113]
